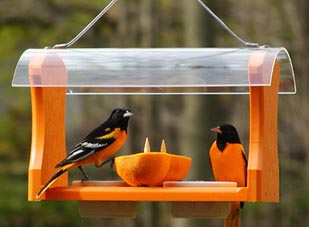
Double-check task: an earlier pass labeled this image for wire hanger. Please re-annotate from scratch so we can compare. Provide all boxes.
[52,0,118,49]
[52,0,259,49]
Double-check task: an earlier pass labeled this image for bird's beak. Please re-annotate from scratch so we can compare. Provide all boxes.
[211,127,222,134]
[123,110,133,118]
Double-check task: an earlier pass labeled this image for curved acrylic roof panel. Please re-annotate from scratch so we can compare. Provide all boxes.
[12,47,296,94]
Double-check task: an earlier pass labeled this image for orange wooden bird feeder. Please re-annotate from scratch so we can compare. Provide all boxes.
[12,47,296,218]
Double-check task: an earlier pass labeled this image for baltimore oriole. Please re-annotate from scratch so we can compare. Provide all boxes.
[209,124,247,227]
[36,108,133,198]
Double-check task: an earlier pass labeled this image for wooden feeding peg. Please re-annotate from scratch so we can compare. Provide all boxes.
[144,137,151,153]
[160,140,167,153]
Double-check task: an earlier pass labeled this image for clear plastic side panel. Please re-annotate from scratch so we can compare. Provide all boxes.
[12,48,296,94]
[277,48,296,94]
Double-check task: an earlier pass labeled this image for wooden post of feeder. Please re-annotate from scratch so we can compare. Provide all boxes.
[28,52,68,200]
[247,51,280,202]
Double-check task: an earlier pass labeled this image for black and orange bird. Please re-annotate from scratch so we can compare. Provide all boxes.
[36,108,133,198]
[209,124,247,227]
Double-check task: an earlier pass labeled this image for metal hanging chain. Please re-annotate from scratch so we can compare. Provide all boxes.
[52,0,259,49]
[197,0,259,47]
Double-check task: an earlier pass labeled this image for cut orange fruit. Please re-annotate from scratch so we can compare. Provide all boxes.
[115,138,191,186]
[158,154,192,184]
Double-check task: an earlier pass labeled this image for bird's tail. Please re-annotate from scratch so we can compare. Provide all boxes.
[36,167,69,198]
[224,201,240,227]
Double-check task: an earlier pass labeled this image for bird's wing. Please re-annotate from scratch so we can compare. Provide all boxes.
[209,155,213,172]
[241,146,248,186]
[241,145,248,167]
[242,149,248,166]
[209,141,216,176]
[55,128,117,168]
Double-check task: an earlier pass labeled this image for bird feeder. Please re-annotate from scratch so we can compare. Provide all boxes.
[12,46,296,216]
[11,0,296,222]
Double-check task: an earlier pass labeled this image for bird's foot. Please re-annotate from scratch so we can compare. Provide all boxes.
[100,156,116,169]
[81,176,90,182]
[78,166,90,181]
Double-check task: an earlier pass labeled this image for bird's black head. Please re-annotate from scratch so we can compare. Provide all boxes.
[109,108,133,131]
[211,124,241,151]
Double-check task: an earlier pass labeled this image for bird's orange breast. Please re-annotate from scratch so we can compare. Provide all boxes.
[209,141,246,187]
[96,128,127,162]
[75,128,127,167]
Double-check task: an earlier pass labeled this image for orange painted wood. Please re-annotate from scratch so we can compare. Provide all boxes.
[44,185,247,201]
[28,53,68,200]
[247,53,280,202]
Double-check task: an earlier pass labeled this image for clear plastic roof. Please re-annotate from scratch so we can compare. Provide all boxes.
[12,47,296,94]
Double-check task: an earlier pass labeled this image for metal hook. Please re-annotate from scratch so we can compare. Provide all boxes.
[197,0,259,47]
[51,0,259,48]
[53,0,118,49]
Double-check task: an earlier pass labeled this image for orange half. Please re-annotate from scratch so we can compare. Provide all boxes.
[115,152,171,186]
